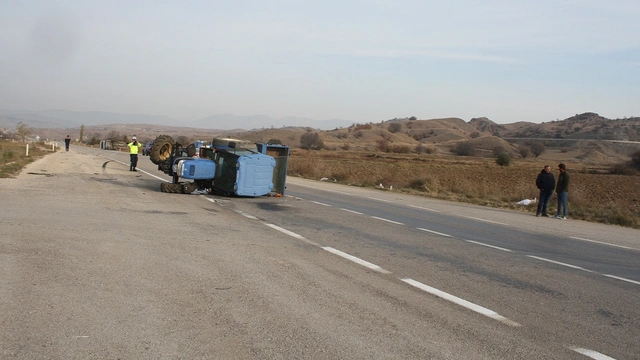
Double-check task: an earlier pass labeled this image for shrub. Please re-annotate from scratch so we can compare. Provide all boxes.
[341,143,350,150]
[267,138,282,144]
[453,141,475,156]
[354,123,372,131]
[470,131,480,138]
[492,146,506,157]
[495,152,511,166]
[391,145,411,153]
[631,149,640,170]
[610,163,636,175]
[408,178,426,191]
[518,146,529,158]
[376,139,390,152]
[2,150,14,160]
[300,133,324,150]
[530,142,545,157]
[388,123,402,133]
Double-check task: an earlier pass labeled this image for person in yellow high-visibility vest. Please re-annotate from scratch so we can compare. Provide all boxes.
[127,136,142,171]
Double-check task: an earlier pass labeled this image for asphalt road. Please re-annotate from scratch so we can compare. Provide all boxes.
[1,147,638,359]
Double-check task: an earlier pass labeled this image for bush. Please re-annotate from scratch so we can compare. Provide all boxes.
[300,132,324,150]
[2,150,14,160]
[453,141,475,156]
[335,132,348,139]
[391,145,411,153]
[267,138,282,144]
[388,123,402,133]
[518,146,529,158]
[470,131,480,139]
[492,146,506,157]
[531,142,545,157]
[376,139,390,152]
[495,152,511,166]
[631,150,640,170]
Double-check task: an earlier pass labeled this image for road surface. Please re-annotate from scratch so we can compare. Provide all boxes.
[1,147,638,359]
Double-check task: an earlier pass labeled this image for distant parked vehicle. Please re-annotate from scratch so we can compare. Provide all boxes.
[142,142,153,156]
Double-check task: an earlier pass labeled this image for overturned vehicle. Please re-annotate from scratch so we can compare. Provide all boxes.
[149,135,289,196]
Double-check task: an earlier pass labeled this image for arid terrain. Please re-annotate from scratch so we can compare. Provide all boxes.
[2,112,639,227]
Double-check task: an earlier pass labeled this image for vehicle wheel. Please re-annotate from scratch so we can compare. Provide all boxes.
[181,182,198,194]
[150,135,175,165]
[160,182,183,193]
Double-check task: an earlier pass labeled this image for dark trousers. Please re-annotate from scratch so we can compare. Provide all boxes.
[130,154,139,170]
[536,189,553,215]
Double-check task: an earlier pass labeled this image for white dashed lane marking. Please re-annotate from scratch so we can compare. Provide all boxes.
[400,278,521,327]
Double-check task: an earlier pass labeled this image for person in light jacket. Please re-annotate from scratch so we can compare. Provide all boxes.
[127,136,142,171]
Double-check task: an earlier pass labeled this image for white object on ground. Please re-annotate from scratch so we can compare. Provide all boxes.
[516,197,536,205]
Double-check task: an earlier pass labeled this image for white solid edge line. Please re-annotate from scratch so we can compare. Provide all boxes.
[602,274,640,285]
[465,240,513,252]
[400,278,520,327]
[569,236,636,250]
[371,216,404,225]
[417,228,452,237]
[322,247,391,274]
[265,223,306,240]
[286,181,352,195]
[233,209,258,220]
[527,256,593,272]
[408,204,440,212]
[570,347,617,360]
[265,223,320,246]
[311,201,331,207]
[462,216,508,225]
[367,197,390,202]
[340,208,363,215]
[100,155,169,181]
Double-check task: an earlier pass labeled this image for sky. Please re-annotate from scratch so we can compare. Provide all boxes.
[1,0,639,125]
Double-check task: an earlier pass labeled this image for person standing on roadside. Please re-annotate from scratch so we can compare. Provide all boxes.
[127,136,142,171]
[554,163,570,220]
[64,135,71,151]
[535,165,555,217]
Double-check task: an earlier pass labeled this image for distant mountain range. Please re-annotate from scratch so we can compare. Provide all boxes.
[0,109,353,131]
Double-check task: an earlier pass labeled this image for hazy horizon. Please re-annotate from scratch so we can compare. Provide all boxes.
[1,1,639,125]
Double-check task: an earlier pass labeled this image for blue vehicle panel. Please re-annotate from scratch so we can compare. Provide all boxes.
[234,154,276,196]
[177,158,216,180]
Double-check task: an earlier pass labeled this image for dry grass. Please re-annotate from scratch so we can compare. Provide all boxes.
[0,141,56,178]
[288,150,640,229]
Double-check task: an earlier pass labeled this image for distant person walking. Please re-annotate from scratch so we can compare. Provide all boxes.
[64,135,71,151]
[127,136,142,171]
[554,163,570,220]
[535,165,555,217]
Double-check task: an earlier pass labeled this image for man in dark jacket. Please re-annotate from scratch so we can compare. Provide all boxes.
[555,163,570,220]
[535,165,555,217]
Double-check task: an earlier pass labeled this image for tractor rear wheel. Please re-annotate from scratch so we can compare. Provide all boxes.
[150,135,175,165]
[160,183,182,193]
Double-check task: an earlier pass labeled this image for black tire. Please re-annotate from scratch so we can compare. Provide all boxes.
[150,135,175,165]
[181,182,198,194]
[160,182,183,193]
